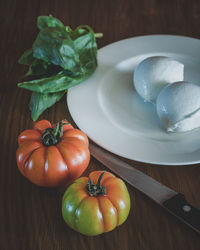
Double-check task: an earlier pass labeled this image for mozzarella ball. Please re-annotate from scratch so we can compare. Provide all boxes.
[156,81,200,132]
[133,56,184,103]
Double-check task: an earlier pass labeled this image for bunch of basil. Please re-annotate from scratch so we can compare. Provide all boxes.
[18,15,102,121]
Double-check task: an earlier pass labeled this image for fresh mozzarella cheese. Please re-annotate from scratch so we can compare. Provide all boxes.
[156,81,200,132]
[133,56,184,103]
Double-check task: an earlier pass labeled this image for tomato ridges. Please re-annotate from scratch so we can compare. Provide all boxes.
[23,144,43,175]
[62,178,88,203]
[43,146,48,182]
[74,195,89,230]
[101,176,115,186]
[55,144,69,172]
[102,176,120,226]
[18,130,42,145]
[104,194,119,226]
[58,139,84,170]
[96,197,105,231]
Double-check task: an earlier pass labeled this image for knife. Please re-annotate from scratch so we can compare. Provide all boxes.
[89,143,200,234]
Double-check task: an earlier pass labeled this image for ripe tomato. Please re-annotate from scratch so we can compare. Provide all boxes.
[16,120,90,187]
[62,171,131,236]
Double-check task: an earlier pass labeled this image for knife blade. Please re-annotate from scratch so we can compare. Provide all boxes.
[89,143,200,234]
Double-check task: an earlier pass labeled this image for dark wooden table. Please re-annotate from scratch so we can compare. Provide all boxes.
[1,0,200,249]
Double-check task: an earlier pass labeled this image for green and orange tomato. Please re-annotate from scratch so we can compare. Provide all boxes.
[62,171,131,236]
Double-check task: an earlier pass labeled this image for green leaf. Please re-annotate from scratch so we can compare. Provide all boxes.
[69,27,88,40]
[18,49,35,65]
[33,27,80,72]
[25,59,63,77]
[73,26,97,72]
[74,31,95,51]
[25,59,50,76]
[37,15,64,30]
[17,16,102,121]
[30,91,65,121]
[18,72,90,93]
[65,26,73,33]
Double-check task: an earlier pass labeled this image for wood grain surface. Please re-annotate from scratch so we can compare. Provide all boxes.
[1,0,200,249]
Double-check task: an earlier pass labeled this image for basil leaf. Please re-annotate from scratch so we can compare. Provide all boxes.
[17,15,102,121]
[33,27,81,72]
[30,91,65,121]
[69,27,88,40]
[37,15,64,30]
[18,49,35,65]
[26,60,63,77]
[18,72,90,93]
[25,59,50,76]
[74,27,97,72]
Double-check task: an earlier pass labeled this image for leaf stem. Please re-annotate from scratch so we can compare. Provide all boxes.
[86,172,106,196]
[41,120,69,146]
[94,33,103,38]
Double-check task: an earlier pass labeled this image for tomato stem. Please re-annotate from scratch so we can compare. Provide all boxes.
[86,172,106,196]
[41,120,69,146]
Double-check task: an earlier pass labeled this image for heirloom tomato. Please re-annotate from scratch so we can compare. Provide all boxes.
[16,120,90,187]
[62,171,131,236]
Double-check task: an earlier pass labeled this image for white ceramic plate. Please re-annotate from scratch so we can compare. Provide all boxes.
[67,35,200,165]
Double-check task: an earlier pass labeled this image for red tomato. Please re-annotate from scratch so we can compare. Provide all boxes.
[16,120,90,187]
[62,171,131,236]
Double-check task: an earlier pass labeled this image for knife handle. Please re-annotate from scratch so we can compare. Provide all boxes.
[163,193,200,233]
